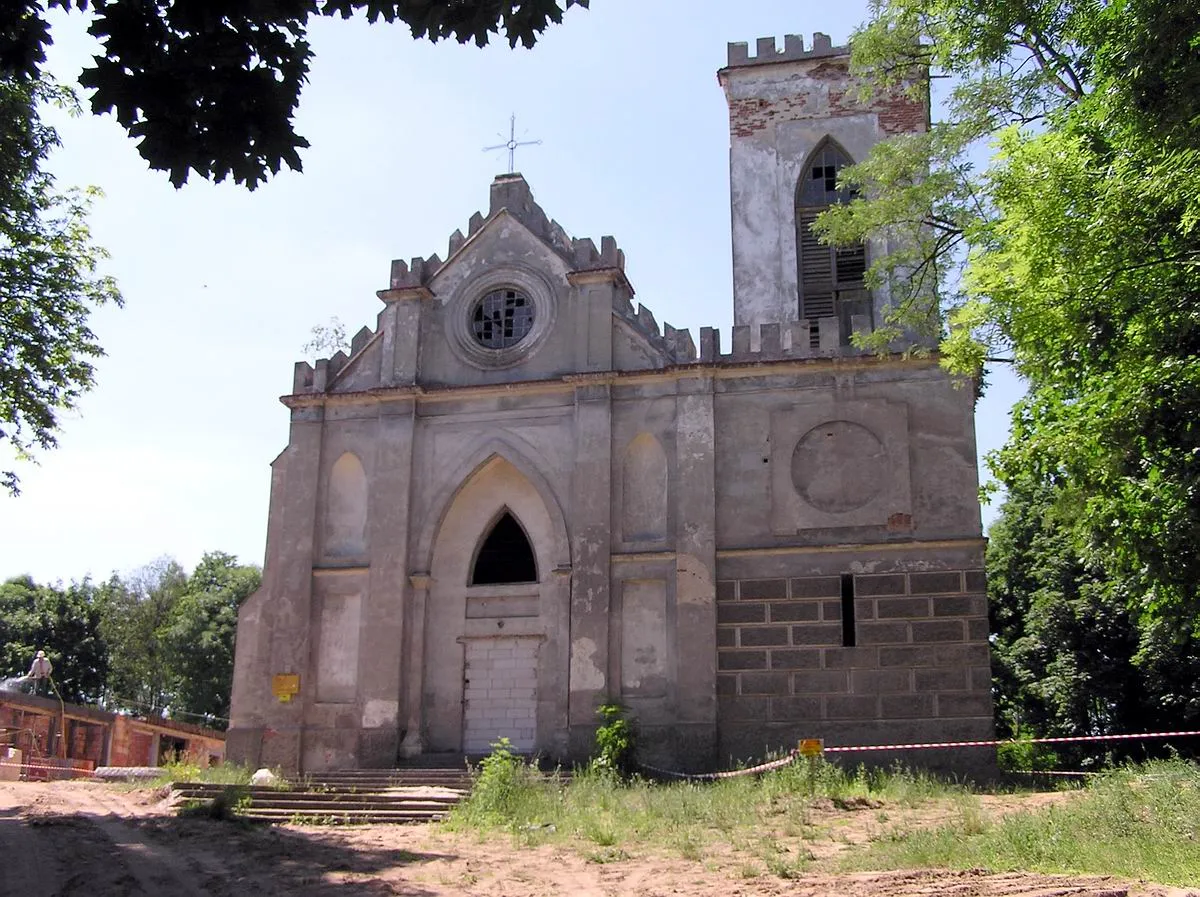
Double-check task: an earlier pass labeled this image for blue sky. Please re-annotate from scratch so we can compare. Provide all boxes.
[1,1,1023,583]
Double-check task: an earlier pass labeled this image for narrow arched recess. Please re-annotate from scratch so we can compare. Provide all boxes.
[325,451,368,558]
[622,433,668,543]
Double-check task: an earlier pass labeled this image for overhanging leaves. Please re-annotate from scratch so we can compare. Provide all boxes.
[1,1,588,189]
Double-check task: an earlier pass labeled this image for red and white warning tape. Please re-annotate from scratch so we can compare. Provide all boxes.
[825,729,1200,753]
[0,760,95,778]
[638,729,1200,781]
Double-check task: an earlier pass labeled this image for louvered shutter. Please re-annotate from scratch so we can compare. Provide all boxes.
[834,243,866,286]
[798,210,835,319]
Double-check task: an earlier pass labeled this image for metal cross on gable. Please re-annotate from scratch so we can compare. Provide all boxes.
[483,114,542,173]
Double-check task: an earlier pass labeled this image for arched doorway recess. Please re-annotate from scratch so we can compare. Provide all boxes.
[420,454,569,754]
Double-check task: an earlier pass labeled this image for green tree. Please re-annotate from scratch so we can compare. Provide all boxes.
[0,574,108,703]
[823,0,1200,615]
[98,558,188,716]
[987,481,1143,741]
[988,479,1200,761]
[3,553,261,726]
[1,1,588,189]
[165,552,261,727]
[0,76,121,493]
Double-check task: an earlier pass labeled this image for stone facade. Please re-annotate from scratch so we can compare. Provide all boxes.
[228,33,994,775]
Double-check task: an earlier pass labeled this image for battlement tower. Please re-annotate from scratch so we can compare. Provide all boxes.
[719,33,928,347]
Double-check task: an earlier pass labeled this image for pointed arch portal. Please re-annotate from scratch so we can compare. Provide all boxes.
[413,452,569,756]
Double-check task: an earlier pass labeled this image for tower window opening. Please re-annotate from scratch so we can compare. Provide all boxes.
[471,511,538,585]
[812,163,839,193]
[796,141,868,328]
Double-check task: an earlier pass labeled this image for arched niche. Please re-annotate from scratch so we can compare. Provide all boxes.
[324,451,368,558]
[621,433,668,543]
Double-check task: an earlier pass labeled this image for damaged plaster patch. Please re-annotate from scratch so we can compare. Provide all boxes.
[848,560,881,574]
[569,637,605,692]
[362,700,399,728]
[676,553,714,606]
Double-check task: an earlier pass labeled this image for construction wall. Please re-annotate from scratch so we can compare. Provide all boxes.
[0,692,225,770]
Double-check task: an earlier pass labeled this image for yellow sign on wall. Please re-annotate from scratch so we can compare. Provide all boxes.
[798,738,824,758]
[272,674,300,703]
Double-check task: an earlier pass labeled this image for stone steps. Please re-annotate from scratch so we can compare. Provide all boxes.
[235,806,454,824]
[171,767,472,825]
[173,786,461,808]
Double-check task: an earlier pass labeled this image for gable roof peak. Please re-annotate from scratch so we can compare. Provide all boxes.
[488,173,565,253]
[384,174,628,295]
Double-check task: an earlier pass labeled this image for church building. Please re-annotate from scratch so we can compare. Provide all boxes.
[227,33,995,774]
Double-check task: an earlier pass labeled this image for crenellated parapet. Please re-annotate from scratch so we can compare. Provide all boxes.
[488,173,629,277]
[292,171,713,395]
[612,299,698,364]
[292,314,388,394]
[698,315,873,364]
[724,32,846,68]
[389,255,443,291]
[290,310,881,393]
[569,234,625,274]
[487,172,575,261]
[664,322,698,363]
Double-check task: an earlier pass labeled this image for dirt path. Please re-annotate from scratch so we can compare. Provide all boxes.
[0,781,1195,897]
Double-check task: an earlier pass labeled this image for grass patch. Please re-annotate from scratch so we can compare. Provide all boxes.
[109,761,267,792]
[446,748,967,876]
[846,758,1200,887]
[147,761,294,790]
[150,761,258,787]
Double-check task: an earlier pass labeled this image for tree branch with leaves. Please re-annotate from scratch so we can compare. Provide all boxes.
[827,0,1200,615]
[1,1,588,189]
[0,76,120,493]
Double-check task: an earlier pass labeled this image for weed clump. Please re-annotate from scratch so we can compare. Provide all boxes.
[148,761,262,788]
[589,703,635,778]
[448,737,558,829]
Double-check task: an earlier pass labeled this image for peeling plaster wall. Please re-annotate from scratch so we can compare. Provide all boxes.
[714,361,982,549]
[231,351,988,774]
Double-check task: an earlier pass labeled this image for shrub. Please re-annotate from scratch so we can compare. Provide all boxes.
[454,737,541,826]
[996,731,1059,773]
[590,703,635,777]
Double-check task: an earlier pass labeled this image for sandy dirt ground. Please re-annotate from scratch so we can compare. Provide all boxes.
[0,780,1196,897]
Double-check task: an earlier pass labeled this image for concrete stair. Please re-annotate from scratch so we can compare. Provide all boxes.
[172,766,472,825]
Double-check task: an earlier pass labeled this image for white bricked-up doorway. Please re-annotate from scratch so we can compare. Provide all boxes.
[462,636,539,753]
